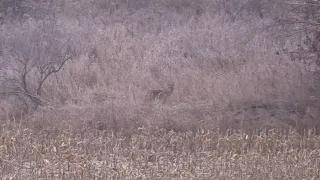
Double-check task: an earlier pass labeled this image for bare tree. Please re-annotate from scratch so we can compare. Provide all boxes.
[0,24,75,113]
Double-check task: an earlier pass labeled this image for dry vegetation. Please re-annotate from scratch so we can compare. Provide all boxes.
[1,123,320,179]
[0,0,320,179]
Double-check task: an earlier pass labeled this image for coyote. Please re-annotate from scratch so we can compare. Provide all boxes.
[146,82,174,104]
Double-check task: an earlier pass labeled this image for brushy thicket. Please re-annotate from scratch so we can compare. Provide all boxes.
[1,0,320,133]
[1,0,320,179]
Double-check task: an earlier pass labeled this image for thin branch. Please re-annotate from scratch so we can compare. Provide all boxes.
[36,55,72,95]
[0,91,44,103]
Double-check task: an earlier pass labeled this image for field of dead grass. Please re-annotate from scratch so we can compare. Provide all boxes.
[1,1,320,179]
[1,122,320,180]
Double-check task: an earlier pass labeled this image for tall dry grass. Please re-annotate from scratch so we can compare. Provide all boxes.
[0,122,320,179]
[0,0,319,133]
[0,1,320,179]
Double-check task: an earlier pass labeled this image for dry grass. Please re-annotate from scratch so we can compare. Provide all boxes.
[1,0,319,133]
[1,1,320,179]
[0,122,320,180]
[145,82,175,104]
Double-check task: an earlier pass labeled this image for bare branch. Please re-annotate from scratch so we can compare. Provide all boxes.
[0,22,76,112]
[36,54,72,96]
